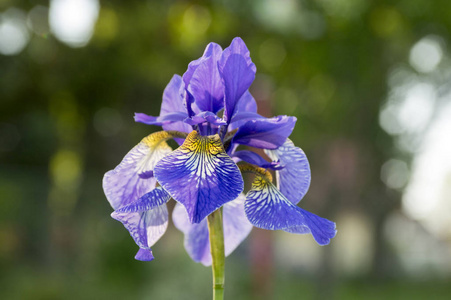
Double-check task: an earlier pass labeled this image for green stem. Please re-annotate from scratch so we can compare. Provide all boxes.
[207,208,225,300]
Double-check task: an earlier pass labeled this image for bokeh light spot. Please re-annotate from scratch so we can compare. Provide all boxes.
[0,8,30,55]
[409,35,443,73]
[27,5,50,38]
[49,0,100,48]
[381,159,409,190]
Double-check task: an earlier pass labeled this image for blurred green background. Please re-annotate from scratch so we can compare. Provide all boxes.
[1,0,451,299]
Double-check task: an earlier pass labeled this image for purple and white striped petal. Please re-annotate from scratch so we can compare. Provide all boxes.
[154,130,244,223]
[135,248,155,261]
[265,139,311,204]
[103,132,173,210]
[115,187,171,213]
[232,115,296,150]
[244,175,336,245]
[245,175,305,230]
[173,194,252,266]
[110,188,171,251]
[284,209,337,246]
[111,203,169,249]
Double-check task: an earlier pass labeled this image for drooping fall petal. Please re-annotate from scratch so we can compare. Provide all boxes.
[154,130,244,223]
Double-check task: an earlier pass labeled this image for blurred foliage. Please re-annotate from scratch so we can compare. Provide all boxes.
[1,0,451,299]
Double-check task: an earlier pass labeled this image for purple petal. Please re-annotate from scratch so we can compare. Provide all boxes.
[172,203,211,265]
[229,91,264,129]
[284,209,337,246]
[182,43,222,118]
[154,131,244,223]
[235,90,257,114]
[265,139,311,204]
[229,112,264,129]
[135,248,154,261]
[111,203,168,249]
[184,111,227,126]
[103,133,173,210]
[134,113,158,124]
[160,75,188,116]
[245,175,336,245]
[188,43,224,113]
[219,38,256,123]
[138,170,153,179]
[221,55,256,123]
[232,150,283,170]
[183,43,223,88]
[115,187,171,213]
[172,195,252,266]
[134,112,188,126]
[134,75,192,137]
[232,116,297,149]
[161,75,193,143]
[222,194,253,256]
[244,176,306,230]
[219,37,256,74]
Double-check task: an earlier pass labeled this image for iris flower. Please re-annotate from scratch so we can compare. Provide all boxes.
[103,37,336,264]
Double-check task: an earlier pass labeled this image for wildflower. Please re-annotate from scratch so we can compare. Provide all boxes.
[103,37,336,264]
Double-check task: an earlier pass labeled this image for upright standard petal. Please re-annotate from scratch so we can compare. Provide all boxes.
[161,75,194,139]
[232,116,297,149]
[219,37,256,74]
[183,42,223,88]
[188,43,224,113]
[244,174,336,245]
[103,131,173,210]
[265,139,311,204]
[135,75,191,130]
[160,75,188,117]
[219,38,256,123]
[154,130,244,223]
[172,195,252,266]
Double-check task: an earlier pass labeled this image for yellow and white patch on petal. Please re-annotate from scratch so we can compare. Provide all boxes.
[103,131,173,210]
